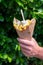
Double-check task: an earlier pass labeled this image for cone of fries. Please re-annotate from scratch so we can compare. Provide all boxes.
[13,10,36,40]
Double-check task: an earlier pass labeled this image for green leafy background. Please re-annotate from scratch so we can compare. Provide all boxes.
[0,0,43,65]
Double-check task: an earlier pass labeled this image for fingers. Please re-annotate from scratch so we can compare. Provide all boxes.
[20,43,32,57]
[21,48,32,57]
[17,37,37,58]
[21,47,34,57]
[20,43,31,51]
[21,49,29,57]
[17,38,32,46]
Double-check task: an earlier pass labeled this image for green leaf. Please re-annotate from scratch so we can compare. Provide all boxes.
[15,0,24,7]
[16,58,19,64]
[34,12,43,18]
[18,45,20,51]
[3,54,8,59]
[15,45,18,50]
[29,0,34,2]
[0,0,1,2]
[0,15,4,22]
[0,54,2,58]
[7,56,12,63]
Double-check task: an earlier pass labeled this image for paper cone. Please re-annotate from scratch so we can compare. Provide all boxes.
[13,18,36,40]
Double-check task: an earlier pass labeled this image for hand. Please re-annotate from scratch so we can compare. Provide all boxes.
[17,37,40,58]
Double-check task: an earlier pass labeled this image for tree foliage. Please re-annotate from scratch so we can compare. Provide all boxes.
[0,0,43,65]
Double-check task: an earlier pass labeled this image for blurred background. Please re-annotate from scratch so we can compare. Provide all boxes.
[0,0,43,65]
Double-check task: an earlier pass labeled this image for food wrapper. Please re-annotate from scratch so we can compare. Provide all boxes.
[13,18,36,40]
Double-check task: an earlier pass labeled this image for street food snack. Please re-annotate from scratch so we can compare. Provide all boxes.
[13,18,36,40]
[13,9,36,40]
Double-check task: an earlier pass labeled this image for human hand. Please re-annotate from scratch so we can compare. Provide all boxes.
[17,37,40,58]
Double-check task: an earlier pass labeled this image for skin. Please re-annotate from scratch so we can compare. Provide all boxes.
[17,37,43,60]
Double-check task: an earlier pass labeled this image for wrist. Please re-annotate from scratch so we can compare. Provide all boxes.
[35,46,42,58]
[35,46,43,59]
